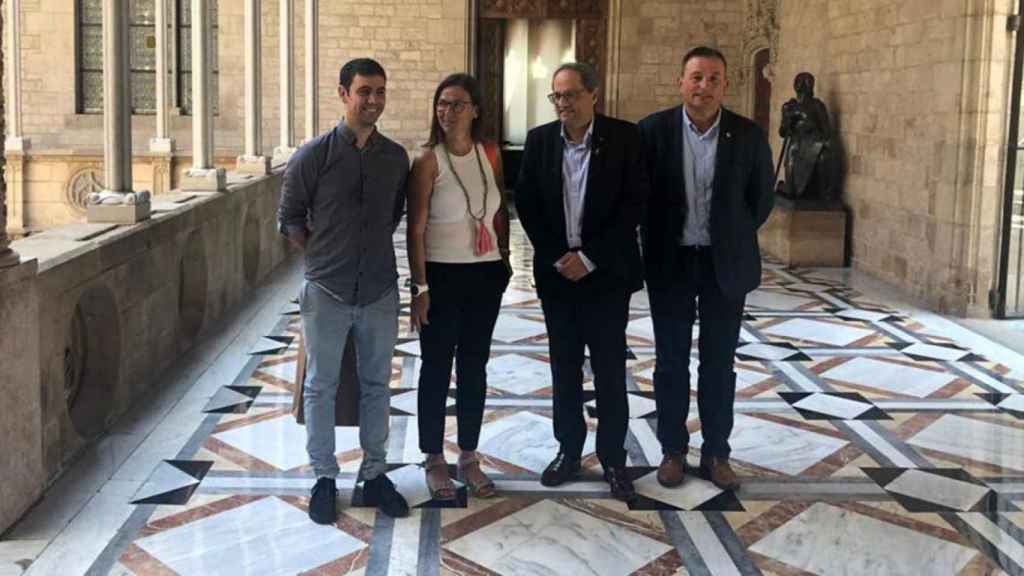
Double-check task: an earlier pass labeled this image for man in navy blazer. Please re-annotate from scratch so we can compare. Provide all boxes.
[516,62,648,501]
[638,46,774,490]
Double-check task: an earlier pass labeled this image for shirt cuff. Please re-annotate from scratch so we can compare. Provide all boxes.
[578,251,596,272]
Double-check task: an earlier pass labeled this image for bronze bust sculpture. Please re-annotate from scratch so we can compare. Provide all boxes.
[779,72,835,202]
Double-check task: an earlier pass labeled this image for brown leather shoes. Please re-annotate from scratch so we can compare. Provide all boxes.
[701,456,740,490]
[657,453,686,487]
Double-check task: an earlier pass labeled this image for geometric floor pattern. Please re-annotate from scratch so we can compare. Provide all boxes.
[84,223,1024,575]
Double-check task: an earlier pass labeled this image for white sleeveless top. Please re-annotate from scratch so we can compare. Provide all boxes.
[425,143,503,263]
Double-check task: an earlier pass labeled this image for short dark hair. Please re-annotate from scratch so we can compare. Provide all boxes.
[426,73,484,147]
[553,62,599,92]
[339,58,387,90]
[682,46,727,71]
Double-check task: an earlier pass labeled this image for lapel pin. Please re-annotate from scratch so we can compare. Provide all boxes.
[725,132,732,139]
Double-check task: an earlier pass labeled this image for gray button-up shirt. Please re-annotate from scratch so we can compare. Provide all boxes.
[681,109,720,246]
[278,123,409,306]
[561,122,596,271]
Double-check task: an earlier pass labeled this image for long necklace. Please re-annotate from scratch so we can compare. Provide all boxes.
[443,142,494,255]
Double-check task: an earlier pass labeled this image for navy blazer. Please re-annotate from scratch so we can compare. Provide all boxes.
[515,114,649,299]
[638,106,774,298]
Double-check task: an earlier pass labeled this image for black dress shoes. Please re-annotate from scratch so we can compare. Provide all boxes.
[604,467,637,502]
[540,452,581,487]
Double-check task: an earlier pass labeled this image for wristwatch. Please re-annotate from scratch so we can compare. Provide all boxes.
[410,283,429,297]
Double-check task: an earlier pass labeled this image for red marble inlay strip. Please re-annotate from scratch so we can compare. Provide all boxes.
[957,552,1003,576]
[258,354,299,369]
[117,542,179,575]
[277,495,376,544]
[748,550,819,576]
[739,376,784,398]
[441,497,542,543]
[734,500,813,546]
[203,436,281,472]
[211,407,293,434]
[560,498,672,545]
[930,377,975,400]
[914,446,1024,476]
[892,412,944,440]
[966,412,1024,433]
[746,413,849,441]
[631,549,683,576]
[802,443,867,478]
[299,547,370,575]
[139,495,267,536]
[440,548,501,576]
[809,355,851,374]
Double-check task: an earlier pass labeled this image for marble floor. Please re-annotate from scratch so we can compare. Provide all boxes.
[4,223,1024,575]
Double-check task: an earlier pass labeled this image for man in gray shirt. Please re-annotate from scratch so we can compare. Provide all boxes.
[278,58,410,524]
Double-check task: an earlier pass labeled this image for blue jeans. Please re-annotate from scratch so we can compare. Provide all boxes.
[300,280,398,480]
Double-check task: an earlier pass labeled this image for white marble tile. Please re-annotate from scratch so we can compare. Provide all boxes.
[750,502,975,575]
[199,476,356,492]
[475,411,594,473]
[691,414,848,475]
[634,471,723,510]
[636,361,772,392]
[492,315,549,343]
[821,357,957,398]
[745,290,816,311]
[387,510,423,576]
[23,481,142,576]
[135,497,365,575]
[586,392,656,418]
[446,500,672,576]
[485,354,552,395]
[884,469,991,511]
[132,461,201,502]
[835,308,895,323]
[205,387,257,412]
[901,342,969,361]
[999,394,1024,412]
[389,389,453,415]
[256,360,298,383]
[791,394,872,420]
[502,289,539,306]
[627,316,656,341]
[628,420,663,466]
[782,282,832,293]
[957,513,1024,569]
[909,415,1024,471]
[249,337,290,355]
[212,416,361,470]
[395,340,422,357]
[735,343,801,361]
[763,318,875,347]
[0,541,47,576]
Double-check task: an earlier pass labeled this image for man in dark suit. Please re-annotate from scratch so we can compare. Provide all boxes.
[638,46,774,490]
[516,62,648,501]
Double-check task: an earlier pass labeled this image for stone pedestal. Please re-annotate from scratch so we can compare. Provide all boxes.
[87,200,152,225]
[181,168,228,192]
[0,258,42,534]
[273,146,298,165]
[236,155,271,176]
[759,195,847,267]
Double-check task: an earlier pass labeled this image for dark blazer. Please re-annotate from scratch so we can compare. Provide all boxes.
[638,106,774,299]
[515,114,649,300]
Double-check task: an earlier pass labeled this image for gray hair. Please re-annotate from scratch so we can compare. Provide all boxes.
[553,62,599,92]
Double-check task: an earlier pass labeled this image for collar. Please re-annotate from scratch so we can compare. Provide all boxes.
[338,121,379,147]
[560,119,594,147]
[683,108,722,140]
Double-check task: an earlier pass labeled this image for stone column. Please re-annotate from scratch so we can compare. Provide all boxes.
[5,0,29,153]
[1,0,20,266]
[150,0,174,153]
[88,0,151,224]
[274,0,296,161]
[304,0,318,141]
[236,0,270,174]
[182,0,226,191]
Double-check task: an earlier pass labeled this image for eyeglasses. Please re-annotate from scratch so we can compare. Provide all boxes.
[436,99,472,113]
[547,90,585,104]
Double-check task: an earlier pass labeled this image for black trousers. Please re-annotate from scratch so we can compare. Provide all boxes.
[417,260,508,454]
[541,289,631,468]
[648,246,745,457]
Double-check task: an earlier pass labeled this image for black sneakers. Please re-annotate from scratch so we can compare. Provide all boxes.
[363,474,410,518]
[308,477,338,525]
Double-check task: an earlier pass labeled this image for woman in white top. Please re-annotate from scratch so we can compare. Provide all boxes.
[408,73,511,500]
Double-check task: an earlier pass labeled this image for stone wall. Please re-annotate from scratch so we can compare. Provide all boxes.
[609,0,749,122]
[771,0,1016,315]
[0,260,42,535]
[7,170,290,517]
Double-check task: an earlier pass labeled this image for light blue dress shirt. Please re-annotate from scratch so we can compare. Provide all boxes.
[561,122,596,271]
[681,109,721,246]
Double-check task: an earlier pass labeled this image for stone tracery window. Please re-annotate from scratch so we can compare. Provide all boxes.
[76,0,218,116]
